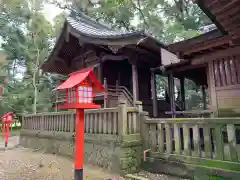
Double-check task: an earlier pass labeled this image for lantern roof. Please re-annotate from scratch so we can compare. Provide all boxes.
[56,68,104,92]
[1,112,13,119]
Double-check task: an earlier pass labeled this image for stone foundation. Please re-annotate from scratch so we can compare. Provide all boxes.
[20,130,142,175]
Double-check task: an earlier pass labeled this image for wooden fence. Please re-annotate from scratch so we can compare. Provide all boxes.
[141,115,240,169]
[22,101,141,136]
[21,102,240,176]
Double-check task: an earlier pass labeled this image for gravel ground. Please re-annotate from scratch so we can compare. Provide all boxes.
[0,136,189,180]
[133,170,189,180]
[0,147,122,180]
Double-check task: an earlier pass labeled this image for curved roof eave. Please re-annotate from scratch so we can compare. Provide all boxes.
[41,21,68,72]
[66,16,145,41]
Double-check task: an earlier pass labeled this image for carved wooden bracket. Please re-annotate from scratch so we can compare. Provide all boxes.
[108,45,124,54]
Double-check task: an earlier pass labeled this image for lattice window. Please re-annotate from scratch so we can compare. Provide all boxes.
[67,88,76,104]
[78,86,93,104]
[213,55,240,87]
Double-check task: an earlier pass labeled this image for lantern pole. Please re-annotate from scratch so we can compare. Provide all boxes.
[4,122,9,148]
[75,108,85,180]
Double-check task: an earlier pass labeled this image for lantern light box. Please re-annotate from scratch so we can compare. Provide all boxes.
[56,68,105,110]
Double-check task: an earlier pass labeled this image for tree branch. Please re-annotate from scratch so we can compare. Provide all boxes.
[120,21,130,31]
[129,0,149,29]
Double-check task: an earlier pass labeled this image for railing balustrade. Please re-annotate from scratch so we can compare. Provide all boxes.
[142,117,240,162]
[22,101,141,136]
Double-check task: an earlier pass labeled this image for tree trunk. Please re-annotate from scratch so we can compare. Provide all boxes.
[33,70,37,114]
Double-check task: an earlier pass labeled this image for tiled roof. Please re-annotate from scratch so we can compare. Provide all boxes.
[66,14,144,39]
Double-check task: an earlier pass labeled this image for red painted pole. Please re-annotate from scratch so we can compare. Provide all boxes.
[4,122,9,148]
[1,121,4,140]
[75,109,85,180]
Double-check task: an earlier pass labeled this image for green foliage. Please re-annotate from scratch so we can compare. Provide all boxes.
[0,0,64,115]
[54,0,211,43]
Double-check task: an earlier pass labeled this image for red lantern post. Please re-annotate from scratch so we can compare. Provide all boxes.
[56,68,105,180]
[1,112,13,148]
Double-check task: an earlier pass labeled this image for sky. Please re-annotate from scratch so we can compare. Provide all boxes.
[43,4,63,23]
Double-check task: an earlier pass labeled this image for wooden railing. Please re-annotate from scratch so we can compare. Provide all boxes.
[53,84,134,108]
[85,108,119,134]
[142,116,240,163]
[22,101,141,136]
[165,110,215,118]
[23,111,75,132]
[108,85,134,107]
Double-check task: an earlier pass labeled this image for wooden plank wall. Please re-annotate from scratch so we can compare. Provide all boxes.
[212,54,240,110]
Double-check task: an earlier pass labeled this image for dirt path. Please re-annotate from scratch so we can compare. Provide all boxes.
[0,148,122,180]
[0,137,185,180]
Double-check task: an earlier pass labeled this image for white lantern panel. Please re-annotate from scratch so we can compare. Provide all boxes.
[88,98,92,103]
[79,98,84,103]
[78,91,83,96]
[88,87,92,92]
[88,91,92,97]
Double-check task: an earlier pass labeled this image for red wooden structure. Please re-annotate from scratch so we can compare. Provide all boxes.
[56,68,104,180]
[1,112,13,148]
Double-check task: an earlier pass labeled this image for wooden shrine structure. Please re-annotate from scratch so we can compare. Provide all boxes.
[42,1,240,118]
[159,0,240,117]
[42,11,180,117]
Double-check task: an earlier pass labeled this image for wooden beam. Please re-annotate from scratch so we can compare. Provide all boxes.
[183,36,231,56]
[125,46,160,60]
[132,64,139,106]
[217,5,240,20]
[168,73,176,118]
[202,85,207,110]
[169,64,206,74]
[99,58,103,83]
[192,46,240,65]
[101,54,128,62]
[65,25,71,42]
[196,0,227,34]
[207,62,218,113]
[104,78,107,108]
[226,23,240,33]
[231,26,240,37]
[212,0,239,15]
[180,77,186,110]
[206,0,220,9]
[151,71,158,117]
[221,13,240,27]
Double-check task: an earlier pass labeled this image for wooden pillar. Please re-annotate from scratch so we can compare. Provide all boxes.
[180,77,186,110]
[104,78,107,108]
[207,62,217,114]
[151,71,158,117]
[132,64,139,106]
[99,60,103,83]
[55,92,58,112]
[168,73,176,117]
[202,85,207,110]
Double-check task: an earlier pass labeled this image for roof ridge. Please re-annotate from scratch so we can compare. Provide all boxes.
[69,10,120,32]
[68,10,145,34]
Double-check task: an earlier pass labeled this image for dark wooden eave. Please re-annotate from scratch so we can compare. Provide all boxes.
[168,30,221,54]
[195,0,240,40]
[167,29,233,59]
